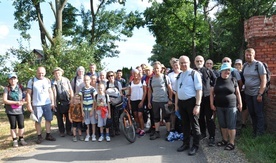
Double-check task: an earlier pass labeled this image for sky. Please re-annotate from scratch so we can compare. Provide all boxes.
[0,0,160,72]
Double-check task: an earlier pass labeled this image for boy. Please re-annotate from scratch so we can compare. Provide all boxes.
[68,95,84,142]
[79,75,97,142]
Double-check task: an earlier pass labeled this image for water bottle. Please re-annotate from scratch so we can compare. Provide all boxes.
[175,110,181,120]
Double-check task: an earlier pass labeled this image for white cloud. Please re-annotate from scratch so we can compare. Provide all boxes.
[0,25,9,39]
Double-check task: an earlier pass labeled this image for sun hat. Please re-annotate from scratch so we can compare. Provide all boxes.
[144,65,153,70]
[220,62,233,72]
[235,59,243,64]
[8,72,17,79]
[52,67,64,74]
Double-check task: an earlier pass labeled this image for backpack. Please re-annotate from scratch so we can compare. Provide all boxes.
[176,70,196,81]
[106,80,120,90]
[242,61,271,94]
[106,81,123,106]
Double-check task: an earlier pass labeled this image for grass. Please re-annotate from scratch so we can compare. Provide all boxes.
[237,127,276,163]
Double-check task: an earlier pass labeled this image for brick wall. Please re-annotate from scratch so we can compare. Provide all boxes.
[244,15,276,133]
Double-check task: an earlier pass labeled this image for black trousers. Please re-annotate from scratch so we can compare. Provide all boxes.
[199,96,216,138]
[56,104,71,134]
[178,97,201,147]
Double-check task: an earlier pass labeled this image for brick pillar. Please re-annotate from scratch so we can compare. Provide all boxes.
[244,15,276,133]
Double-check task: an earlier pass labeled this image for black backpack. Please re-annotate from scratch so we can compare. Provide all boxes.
[242,61,271,94]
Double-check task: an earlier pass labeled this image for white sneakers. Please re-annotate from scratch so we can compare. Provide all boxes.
[91,135,96,142]
[98,136,104,142]
[84,135,90,142]
[106,136,111,142]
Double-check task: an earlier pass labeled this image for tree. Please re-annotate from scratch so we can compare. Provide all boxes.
[144,0,210,64]
[213,0,276,60]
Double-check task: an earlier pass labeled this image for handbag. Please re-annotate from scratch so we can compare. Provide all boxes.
[164,104,175,114]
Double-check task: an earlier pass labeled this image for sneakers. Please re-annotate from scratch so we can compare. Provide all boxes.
[91,135,97,142]
[79,135,84,141]
[85,135,90,142]
[19,139,27,146]
[139,130,145,136]
[106,136,111,142]
[13,140,18,147]
[45,134,56,141]
[36,135,43,144]
[150,131,160,140]
[165,131,170,141]
[98,136,104,142]
[208,137,215,147]
[72,136,77,142]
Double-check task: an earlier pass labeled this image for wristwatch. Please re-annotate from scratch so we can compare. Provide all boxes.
[258,93,263,96]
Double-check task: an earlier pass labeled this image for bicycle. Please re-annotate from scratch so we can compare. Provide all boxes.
[118,97,136,143]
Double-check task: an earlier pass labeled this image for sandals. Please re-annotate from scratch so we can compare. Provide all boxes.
[217,140,228,146]
[224,143,235,150]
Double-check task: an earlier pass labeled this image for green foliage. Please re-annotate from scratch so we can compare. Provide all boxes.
[237,127,276,163]
[144,0,210,64]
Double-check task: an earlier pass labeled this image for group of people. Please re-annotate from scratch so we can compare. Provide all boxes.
[4,48,267,157]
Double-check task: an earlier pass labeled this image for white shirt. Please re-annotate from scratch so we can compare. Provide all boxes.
[27,77,52,106]
[130,80,146,101]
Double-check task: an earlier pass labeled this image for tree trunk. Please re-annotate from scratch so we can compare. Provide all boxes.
[34,3,47,47]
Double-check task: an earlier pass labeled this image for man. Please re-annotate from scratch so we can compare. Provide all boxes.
[243,48,267,137]
[86,63,99,80]
[147,61,173,140]
[52,67,74,137]
[194,55,216,146]
[26,67,56,144]
[205,59,219,77]
[175,56,202,156]
[142,65,155,135]
[115,69,127,95]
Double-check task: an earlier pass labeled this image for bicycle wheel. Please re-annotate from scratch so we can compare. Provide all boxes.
[119,111,136,143]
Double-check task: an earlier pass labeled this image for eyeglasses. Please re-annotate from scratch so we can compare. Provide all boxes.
[206,63,212,65]
[108,75,114,77]
[223,60,230,63]
[196,60,203,63]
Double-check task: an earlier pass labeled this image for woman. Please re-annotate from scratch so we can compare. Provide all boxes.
[167,58,181,132]
[234,59,248,128]
[128,69,147,136]
[210,62,242,150]
[3,73,27,147]
[105,71,123,137]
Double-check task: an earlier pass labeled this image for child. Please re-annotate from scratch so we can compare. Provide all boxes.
[79,75,97,142]
[68,95,84,142]
[91,83,111,142]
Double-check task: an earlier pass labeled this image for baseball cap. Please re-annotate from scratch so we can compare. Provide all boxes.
[8,72,17,79]
[235,59,243,64]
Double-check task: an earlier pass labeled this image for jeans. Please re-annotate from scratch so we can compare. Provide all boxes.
[245,94,265,135]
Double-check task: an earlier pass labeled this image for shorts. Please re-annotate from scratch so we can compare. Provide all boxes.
[152,101,171,123]
[84,109,97,125]
[33,104,53,123]
[130,100,144,112]
[216,106,237,130]
[72,121,82,129]
[96,110,108,127]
